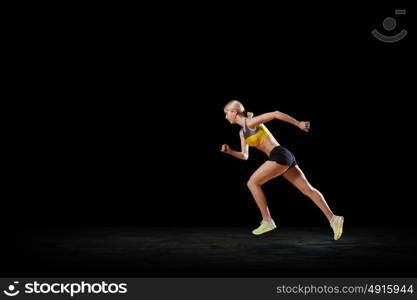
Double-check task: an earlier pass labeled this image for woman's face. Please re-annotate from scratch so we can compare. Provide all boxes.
[224,108,237,124]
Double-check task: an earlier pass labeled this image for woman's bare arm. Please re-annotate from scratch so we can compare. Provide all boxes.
[220,130,249,160]
[247,111,310,132]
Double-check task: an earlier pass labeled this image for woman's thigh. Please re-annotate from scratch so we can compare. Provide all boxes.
[282,165,312,191]
[248,161,289,186]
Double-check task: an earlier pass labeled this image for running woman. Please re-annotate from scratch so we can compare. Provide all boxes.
[221,100,344,240]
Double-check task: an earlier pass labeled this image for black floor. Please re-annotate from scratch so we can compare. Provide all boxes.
[2,226,416,277]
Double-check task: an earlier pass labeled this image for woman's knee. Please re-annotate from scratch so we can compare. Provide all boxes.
[247,178,260,189]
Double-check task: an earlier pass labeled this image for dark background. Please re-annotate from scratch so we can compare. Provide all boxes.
[5,3,413,229]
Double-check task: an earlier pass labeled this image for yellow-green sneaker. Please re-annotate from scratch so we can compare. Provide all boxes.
[330,215,344,240]
[252,219,277,235]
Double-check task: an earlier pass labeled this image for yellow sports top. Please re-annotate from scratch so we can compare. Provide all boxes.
[243,119,271,147]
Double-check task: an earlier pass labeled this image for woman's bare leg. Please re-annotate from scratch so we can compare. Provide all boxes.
[283,165,334,222]
[247,161,289,221]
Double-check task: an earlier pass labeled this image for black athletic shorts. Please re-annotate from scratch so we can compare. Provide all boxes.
[268,145,297,167]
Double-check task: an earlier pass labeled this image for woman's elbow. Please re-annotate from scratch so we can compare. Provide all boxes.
[274,110,283,118]
[242,154,249,160]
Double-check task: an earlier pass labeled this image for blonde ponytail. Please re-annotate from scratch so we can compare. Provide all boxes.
[242,110,254,118]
